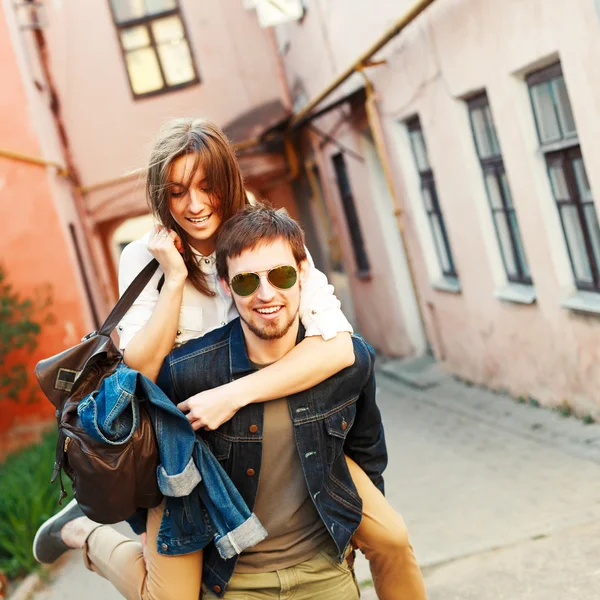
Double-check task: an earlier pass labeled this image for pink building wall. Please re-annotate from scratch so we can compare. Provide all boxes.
[272,0,600,416]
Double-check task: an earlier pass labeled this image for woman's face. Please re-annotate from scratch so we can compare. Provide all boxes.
[168,153,223,255]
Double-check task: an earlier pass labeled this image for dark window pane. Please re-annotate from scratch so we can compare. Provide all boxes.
[331,154,370,274]
[408,129,430,172]
[493,212,519,278]
[500,172,513,208]
[429,214,453,275]
[583,204,600,277]
[508,212,531,279]
[572,157,593,203]
[530,82,562,144]
[484,171,504,209]
[552,77,577,137]
[560,204,594,283]
[548,162,571,201]
[422,183,435,212]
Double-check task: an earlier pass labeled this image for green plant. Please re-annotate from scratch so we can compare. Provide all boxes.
[583,414,595,425]
[0,432,71,580]
[0,266,53,403]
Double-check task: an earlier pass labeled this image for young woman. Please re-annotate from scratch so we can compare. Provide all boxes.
[35,118,425,600]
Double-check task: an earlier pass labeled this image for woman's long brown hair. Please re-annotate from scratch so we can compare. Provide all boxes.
[146,118,249,296]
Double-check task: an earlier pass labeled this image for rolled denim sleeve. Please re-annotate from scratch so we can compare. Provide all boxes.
[299,248,353,340]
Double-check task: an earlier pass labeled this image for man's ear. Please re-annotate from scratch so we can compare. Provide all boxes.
[220,277,232,297]
[298,259,310,284]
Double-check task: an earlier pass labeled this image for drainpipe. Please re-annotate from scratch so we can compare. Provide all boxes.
[357,66,427,345]
[27,3,106,325]
[289,0,438,128]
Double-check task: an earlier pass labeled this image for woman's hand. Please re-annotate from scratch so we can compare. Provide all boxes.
[177,382,245,431]
[147,225,187,285]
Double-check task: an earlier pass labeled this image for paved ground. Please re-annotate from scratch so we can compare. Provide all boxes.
[31,364,600,599]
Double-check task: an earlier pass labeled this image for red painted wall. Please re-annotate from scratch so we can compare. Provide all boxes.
[0,11,89,458]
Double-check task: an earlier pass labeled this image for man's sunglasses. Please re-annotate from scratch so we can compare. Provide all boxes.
[229,265,298,297]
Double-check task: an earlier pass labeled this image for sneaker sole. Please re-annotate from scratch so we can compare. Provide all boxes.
[32,498,78,564]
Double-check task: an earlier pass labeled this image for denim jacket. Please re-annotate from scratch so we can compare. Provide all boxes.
[157,318,387,597]
[77,364,267,559]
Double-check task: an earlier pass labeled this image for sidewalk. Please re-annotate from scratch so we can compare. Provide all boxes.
[30,364,600,599]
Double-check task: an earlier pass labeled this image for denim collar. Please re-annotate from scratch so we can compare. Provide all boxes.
[229,318,305,381]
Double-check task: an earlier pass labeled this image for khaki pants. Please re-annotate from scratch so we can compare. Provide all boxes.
[201,546,358,599]
[346,456,427,600]
[84,457,426,600]
[84,500,202,600]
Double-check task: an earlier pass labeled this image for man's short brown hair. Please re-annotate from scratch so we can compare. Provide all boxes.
[216,204,308,280]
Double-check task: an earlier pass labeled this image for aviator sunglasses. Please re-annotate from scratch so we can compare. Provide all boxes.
[229,265,298,297]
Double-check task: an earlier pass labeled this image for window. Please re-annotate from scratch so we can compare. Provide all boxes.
[109,0,199,98]
[406,117,457,278]
[468,93,531,284]
[331,153,371,276]
[527,63,600,291]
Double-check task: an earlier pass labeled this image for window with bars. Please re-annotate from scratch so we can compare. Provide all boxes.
[109,0,199,99]
[406,117,457,278]
[527,62,600,291]
[331,153,371,276]
[467,93,531,285]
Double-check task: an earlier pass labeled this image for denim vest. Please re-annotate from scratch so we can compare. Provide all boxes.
[77,364,267,559]
[157,319,387,597]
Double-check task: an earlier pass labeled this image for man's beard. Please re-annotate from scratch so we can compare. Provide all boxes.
[234,287,301,341]
[239,303,299,340]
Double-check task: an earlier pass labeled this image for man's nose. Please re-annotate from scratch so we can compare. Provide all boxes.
[256,275,276,302]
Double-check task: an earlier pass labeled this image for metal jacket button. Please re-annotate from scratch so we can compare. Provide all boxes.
[341,420,348,431]
[213,585,221,593]
[249,424,258,433]
[247,468,255,476]
[161,543,168,551]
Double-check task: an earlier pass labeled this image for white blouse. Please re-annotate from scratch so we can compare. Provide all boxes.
[117,231,353,350]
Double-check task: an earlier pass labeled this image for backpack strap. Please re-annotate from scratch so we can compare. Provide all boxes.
[98,259,159,337]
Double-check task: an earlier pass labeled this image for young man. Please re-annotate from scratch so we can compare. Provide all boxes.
[163,204,387,598]
[33,205,425,599]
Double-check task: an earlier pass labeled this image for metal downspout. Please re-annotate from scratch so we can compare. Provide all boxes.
[358,68,427,350]
[289,0,438,128]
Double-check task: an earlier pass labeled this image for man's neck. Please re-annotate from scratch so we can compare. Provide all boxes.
[242,319,300,365]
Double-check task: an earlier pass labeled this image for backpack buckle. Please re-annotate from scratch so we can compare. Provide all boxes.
[81,330,98,342]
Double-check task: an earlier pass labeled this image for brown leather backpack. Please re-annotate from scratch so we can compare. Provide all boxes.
[35,259,163,524]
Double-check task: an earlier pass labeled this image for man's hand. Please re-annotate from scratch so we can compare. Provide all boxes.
[177,383,244,430]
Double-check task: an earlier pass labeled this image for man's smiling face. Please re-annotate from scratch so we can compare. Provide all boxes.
[222,239,306,342]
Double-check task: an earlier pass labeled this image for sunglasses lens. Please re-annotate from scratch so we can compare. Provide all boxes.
[268,266,297,289]
[231,273,260,296]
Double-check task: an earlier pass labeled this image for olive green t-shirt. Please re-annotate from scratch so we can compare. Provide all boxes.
[235,392,329,573]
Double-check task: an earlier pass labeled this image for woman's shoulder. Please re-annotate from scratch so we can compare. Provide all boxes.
[118,231,160,292]
[119,231,153,267]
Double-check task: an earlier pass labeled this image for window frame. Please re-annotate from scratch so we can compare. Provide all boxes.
[406,117,458,279]
[331,152,371,278]
[467,92,532,285]
[108,0,200,100]
[527,62,600,292]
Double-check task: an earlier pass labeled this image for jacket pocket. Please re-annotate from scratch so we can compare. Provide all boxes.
[202,432,232,462]
[324,410,355,465]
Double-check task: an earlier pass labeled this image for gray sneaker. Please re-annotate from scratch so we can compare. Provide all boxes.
[33,498,85,564]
